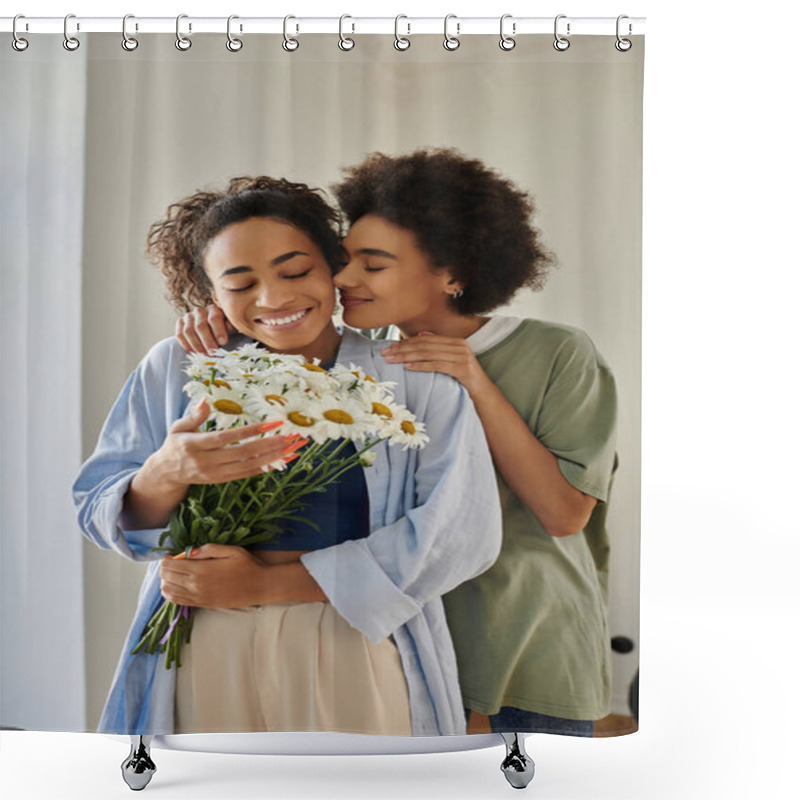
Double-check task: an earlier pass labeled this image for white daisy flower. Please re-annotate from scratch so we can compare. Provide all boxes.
[385,410,430,450]
[314,394,374,441]
[204,384,256,429]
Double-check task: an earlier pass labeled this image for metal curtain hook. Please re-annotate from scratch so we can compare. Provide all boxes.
[175,14,192,50]
[339,14,355,50]
[283,15,299,51]
[227,15,243,51]
[499,14,516,51]
[63,13,80,51]
[122,14,139,51]
[553,14,570,51]
[443,14,460,51]
[394,15,410,51]
[615,15,632,51]
[12,15,29,51]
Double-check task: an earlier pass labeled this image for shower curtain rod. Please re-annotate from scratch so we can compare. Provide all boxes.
[1,16,645,36]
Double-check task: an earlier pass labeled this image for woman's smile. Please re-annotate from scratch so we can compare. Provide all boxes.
[254,307,312,329]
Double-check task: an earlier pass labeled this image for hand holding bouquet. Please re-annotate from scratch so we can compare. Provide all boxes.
[133,344,427,668]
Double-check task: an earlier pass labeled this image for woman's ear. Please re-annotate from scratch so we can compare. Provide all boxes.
[444,275,464,296]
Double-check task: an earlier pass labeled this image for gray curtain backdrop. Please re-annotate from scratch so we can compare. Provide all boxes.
[1,32,643,730]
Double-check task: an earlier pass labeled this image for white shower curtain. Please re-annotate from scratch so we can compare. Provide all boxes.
[2,24,641,738]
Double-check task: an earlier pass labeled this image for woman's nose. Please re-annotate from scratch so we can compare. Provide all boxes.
[256,280,295,309]
[333,261,356,287]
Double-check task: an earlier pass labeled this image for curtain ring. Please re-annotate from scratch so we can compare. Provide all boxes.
[122,14,139,51]
[227,15,243,51]
[499,14,516,51]
[394,15,411,51]
[338,15,355,51]
[12,15,29,52]
[175,14,192,50]
[443,14,460,51]
[553,14,570,51]
[63,14,80,51]
[283,15,299,51]
[615,15,632,52]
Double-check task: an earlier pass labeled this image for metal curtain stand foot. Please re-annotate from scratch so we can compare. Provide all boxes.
[500,732,535,789]
[121,735,157,791]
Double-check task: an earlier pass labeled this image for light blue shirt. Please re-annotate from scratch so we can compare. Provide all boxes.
[73,328,502,736]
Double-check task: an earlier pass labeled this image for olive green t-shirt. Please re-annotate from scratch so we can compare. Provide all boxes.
[442,318,618,720]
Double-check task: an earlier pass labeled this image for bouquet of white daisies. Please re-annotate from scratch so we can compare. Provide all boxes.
[133,343,428,668]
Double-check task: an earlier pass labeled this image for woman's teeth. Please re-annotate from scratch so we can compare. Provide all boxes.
[259,309,308,326]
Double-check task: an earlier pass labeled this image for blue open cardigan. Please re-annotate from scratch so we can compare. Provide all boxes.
[73,328,502,736]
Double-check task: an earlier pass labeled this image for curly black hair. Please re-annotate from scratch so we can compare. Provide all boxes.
[147,176,342,313]
[332,149,554,315]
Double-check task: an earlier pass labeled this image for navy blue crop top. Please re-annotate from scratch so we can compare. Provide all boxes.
[250,439,370,551]
[249,353,370,552]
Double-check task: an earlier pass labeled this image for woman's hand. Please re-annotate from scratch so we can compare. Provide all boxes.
[160,544,328,607]
[175,304,237,355]
[380,332,493,399]
[122,399,303,529]
[148,399,298,489]
[160,544,269,607]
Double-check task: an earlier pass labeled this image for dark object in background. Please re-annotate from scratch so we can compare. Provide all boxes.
[610,636,638,721]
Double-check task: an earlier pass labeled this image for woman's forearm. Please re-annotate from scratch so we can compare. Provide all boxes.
[469,376,597,537]
[260,561,329,604]
[121,452,189,530]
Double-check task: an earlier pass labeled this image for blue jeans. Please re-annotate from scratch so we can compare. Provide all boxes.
[485,706,594,737]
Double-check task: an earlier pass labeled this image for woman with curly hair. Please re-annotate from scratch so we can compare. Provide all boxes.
[72,175,502,736]
[180,149,619,739]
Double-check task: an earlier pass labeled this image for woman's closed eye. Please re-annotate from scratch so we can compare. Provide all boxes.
[364,265,387,273]
[283,268,312,280]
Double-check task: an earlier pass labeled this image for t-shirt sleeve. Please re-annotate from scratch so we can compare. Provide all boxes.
[535,330,618,502]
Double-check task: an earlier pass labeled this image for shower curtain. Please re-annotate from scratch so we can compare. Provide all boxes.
[1,22,643,746]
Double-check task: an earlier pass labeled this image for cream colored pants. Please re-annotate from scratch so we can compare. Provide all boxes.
[175,602,412,735]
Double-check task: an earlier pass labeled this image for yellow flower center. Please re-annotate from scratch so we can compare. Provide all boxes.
[400,420,416,435]
[352,371,375,383]
[303,363,326,373]
[264,394,288,406]
[288,411,316,427]
[202,379,231,389]
[323,409,354,425]
[371,402,393,419]
[213,399,243,415]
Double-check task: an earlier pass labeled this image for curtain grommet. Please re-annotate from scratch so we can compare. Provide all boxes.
[121,14,139,51]
[615,15,632,51]
[338,14,355,51]
[175,14,192,51]
[553,15,571,51]
[226,15,243,52]
[12,15,29,51]
[394,15,411,51]
[63,13,80,51]
[499,14,516,51]
[443,14,460,51]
